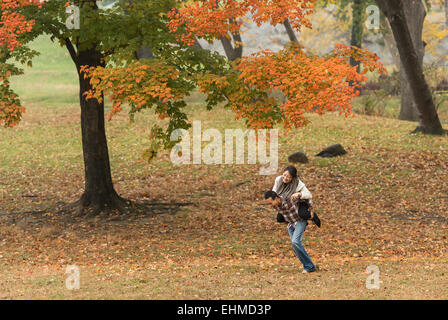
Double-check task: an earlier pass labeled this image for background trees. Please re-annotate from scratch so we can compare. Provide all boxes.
[320,0,446,133]
[376,0,445,134]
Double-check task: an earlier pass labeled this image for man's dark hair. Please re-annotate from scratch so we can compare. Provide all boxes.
[264,190,279,200]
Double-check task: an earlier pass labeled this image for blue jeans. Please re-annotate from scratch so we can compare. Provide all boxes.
[288,220,316,272]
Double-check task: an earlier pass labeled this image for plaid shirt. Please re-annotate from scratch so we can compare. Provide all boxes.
[275,196,305,229]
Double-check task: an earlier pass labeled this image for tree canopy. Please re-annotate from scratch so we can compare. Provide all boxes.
[2,1,384,138]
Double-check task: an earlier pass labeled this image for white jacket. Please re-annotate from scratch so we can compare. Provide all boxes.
[272,176,313,203]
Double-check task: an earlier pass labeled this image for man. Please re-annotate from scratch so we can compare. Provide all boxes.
[265,190,317,273]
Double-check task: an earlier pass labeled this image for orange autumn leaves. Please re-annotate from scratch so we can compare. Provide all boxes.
[81,42,384,133]
[1,0,386,132]
[0,63,26,127]
[197,43,385,130]
[80,0,385,133]
[0,82,24,127]
[167,0,316,46]
[166,0,385,130]
[80,61,186,121]
[0,0,40,51]
[0,0,40,127]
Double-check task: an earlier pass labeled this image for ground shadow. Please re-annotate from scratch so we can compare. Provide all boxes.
[0,199,196,233]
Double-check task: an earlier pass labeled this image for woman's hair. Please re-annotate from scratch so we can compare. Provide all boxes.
[283,165,298,179]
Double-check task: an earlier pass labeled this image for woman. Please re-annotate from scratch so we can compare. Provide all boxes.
[272,165,312,205]
[271,165,317,273]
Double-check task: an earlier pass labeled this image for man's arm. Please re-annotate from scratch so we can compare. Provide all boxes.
[291,180,312,201]
[296,180,312,199]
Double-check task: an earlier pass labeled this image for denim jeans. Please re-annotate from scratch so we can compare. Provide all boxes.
[288,220,316,272]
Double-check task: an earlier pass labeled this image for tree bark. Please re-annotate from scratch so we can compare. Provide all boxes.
[220,33,243,61]
[398,0,426,122]
[53,0,129,216]
[70,47,127,215]
[220,34,241,61]
[220,18,243,61]
[376,0,444,135]
[283,19,301,45]
[350,0,366,71]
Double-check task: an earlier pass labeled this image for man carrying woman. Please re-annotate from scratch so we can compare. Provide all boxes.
[265,166,319,273]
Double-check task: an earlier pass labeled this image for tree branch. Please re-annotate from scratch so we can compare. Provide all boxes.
[64,38,79,67]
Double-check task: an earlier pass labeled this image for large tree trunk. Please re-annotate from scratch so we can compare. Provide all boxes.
[382,26,400,71]
[376,0,444,135]
[66,46,127,216]
[398,0,426,122]
[55,1,128,216]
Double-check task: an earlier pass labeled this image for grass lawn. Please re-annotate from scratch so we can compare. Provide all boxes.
[0,36,447,299]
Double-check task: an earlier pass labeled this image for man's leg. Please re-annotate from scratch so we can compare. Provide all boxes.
[288,221,316,272]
